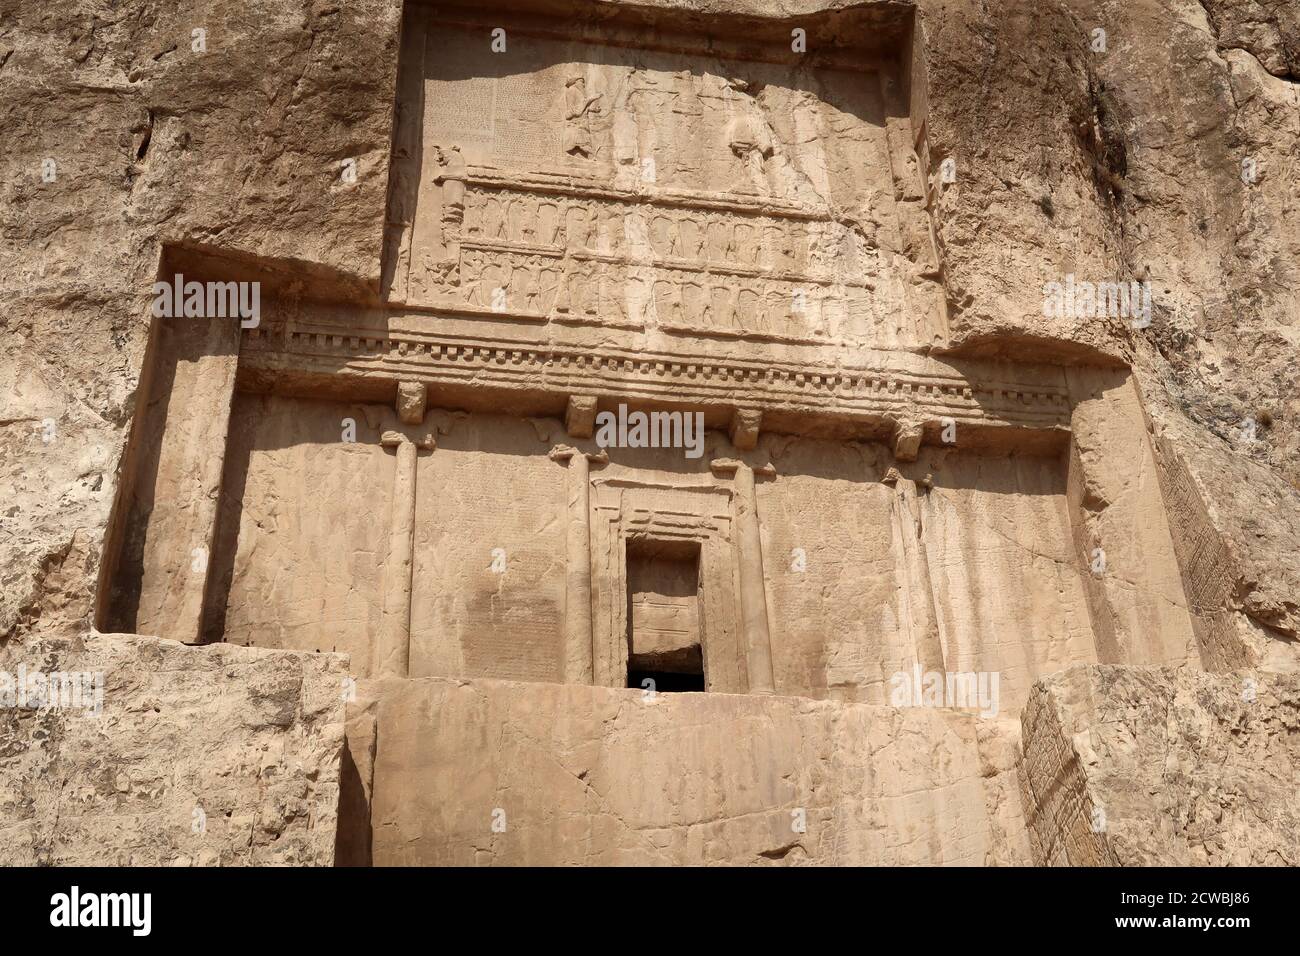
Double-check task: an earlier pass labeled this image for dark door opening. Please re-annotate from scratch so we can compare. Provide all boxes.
[625,539,704,692]
[627,667,705,692]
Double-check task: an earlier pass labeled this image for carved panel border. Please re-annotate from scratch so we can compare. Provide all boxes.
[589,480,744,692]
[242,324,1073,432]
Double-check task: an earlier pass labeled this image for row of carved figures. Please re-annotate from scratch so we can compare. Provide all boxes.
[457,188,877,279]
[440,248,879,337]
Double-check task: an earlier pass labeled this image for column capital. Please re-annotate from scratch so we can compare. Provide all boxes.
[396,380,428,425]
[549,443,607,465]
[564,395,599,438]
[892,419,925,462]
[729,408,762,450]
[381,430,435,451]
[710,458,775,479]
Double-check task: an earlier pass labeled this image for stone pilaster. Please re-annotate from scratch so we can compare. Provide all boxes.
[378,430,434,677]
[712,458,776,694]
[883,467,945,675]
[550,445,606,684]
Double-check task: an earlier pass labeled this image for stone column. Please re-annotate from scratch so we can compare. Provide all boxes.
[712,458,776,694]
[884,467,946,675]
[549,445,604,685]
[378,430,434,677]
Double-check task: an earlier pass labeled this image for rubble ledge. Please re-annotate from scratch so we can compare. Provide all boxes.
[4,634,1294,867]
[1020,664,1300,866]
[0,632,348,866]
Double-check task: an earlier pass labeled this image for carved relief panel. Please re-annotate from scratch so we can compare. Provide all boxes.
[390,12,923,348]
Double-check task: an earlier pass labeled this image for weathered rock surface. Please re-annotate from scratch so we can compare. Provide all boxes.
[0,0,401,641]
[3,0,1296,675]
[344,676,1031,866]
[0,632,347,865]
[1,0,1298,868]
[923,0,1300,642]
[1019,664,1300,866]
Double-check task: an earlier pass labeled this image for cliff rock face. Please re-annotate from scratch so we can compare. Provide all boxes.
[0,0,1296,866]
[1020,664,1299,866]
[920,0,1300,649]
[0,0,400,640]
[0,633,347,865]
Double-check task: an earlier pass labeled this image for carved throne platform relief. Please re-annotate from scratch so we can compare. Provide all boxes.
[385,7,944,351]
[99,0,1218,753]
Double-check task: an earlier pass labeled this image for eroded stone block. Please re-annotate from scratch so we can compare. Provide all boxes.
[1019,665,1300,866]
[565,395,598,438]
[349,675,1031,866]
[893,420,924,462]
[396,380,427,424]
[729,408,762,450]
[0,633,347,866]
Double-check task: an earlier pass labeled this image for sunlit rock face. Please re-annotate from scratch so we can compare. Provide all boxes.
[1,0,1296,866]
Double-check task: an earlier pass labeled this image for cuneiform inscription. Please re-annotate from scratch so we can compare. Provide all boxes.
[1156,445,1235,611]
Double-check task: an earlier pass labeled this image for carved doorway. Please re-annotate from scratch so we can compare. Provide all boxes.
[590,479,745,692]
[625,539,705,692]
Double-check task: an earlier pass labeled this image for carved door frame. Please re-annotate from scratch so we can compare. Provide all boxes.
[589,479,746,693]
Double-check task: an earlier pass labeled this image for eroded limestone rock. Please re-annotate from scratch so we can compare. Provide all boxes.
[1,0,1298,868]
[1019,664,1300,866]
[0,633,347,866]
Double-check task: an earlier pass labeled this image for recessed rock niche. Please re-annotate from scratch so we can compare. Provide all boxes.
[100,1,1211,728]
